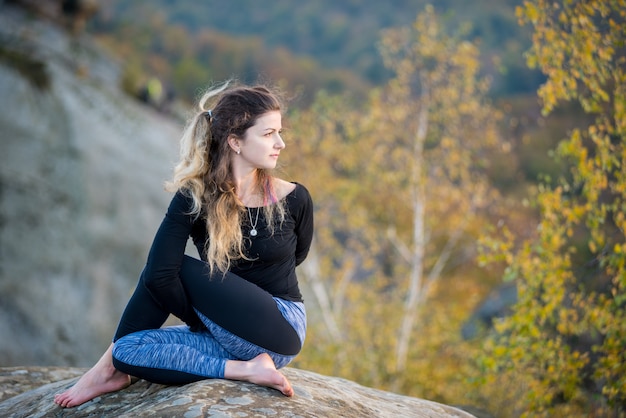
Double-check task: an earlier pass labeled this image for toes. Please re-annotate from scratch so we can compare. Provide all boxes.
[54,393,72,408]
[284,383,294,397]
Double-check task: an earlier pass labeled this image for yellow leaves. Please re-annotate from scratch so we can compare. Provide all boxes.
[519,0,621,116]
[518,2,540,25]
[477,226,516,268]
[492,344,509,360]
[543,27,557,44]
[556,307,580,334]
[290,4,516,410]
[483,0,626,413]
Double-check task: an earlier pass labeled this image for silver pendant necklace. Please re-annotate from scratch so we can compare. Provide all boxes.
[248,207,260,237]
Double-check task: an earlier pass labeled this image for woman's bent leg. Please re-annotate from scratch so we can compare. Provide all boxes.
[111,326,231,384]
[179,256,303,356]
[59,256,306,404]
[114,267,170,341]
[112,326,294,396]
[195,309,299,369]
[55,268,170,408]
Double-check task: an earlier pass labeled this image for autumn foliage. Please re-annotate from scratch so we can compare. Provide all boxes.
[478,0,626,416]
[284,2,626,416]
[285,4,503,411]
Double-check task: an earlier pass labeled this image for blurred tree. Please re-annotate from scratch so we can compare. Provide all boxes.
[479,0,626,415]
[287,5,502,402]
[376,5,500,381]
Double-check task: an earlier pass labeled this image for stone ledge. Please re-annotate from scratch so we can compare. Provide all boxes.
[0,366,475,417]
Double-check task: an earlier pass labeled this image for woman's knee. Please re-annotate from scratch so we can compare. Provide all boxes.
[112,329,160,363]
[112,334,140,362]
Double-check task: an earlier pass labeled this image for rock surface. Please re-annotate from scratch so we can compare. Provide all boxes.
[0,367,475,417]
[0,2,184,367]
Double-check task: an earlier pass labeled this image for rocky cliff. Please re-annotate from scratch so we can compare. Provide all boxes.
[0,3,184,366]
[0,366,475,417]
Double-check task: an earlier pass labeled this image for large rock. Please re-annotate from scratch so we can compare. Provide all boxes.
[0,367,475,417]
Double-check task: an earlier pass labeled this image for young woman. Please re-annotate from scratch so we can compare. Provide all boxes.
[54,83,314,407]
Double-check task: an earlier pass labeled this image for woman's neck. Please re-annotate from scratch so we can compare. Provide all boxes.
[234,170,262,207]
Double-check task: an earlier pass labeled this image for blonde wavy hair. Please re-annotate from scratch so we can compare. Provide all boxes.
[165,82,287,274]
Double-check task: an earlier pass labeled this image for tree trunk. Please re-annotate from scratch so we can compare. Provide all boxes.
[300,243,342,342]
[395,82,429,373]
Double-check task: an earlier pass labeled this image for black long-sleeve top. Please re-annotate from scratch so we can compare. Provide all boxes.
[142,182,314,326]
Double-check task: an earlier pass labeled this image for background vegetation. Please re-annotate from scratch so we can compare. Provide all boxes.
[92,0,542,100]
[32,0,625,416]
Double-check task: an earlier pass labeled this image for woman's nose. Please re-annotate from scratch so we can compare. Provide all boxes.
[275,134,285,149]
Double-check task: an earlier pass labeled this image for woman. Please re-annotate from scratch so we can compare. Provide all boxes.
[54,83,314,407]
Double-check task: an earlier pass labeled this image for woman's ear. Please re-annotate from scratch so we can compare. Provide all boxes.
[227,135,240,153]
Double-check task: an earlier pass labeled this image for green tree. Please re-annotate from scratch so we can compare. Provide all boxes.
[479,0,626,416]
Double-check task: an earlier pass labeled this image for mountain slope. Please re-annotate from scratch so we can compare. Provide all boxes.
[0,3,184,366]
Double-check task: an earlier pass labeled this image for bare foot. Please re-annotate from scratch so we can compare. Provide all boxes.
[225,353,294,397]
[54,344,131,408]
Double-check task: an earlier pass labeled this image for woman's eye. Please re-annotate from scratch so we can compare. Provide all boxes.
[263,129,283,137]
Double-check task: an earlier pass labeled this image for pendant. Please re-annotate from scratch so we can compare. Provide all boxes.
[250,228,258,237]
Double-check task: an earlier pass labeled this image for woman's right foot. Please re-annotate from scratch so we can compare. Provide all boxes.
[54,344,131,408]
[225,353,294,397]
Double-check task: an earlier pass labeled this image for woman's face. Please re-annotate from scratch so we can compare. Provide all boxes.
[235,111,285,170]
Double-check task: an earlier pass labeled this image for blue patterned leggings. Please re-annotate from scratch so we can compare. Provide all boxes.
[110,256,306,385]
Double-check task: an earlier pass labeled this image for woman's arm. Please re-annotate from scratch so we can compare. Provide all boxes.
[294,185,314,266]
[142,191,202,327]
